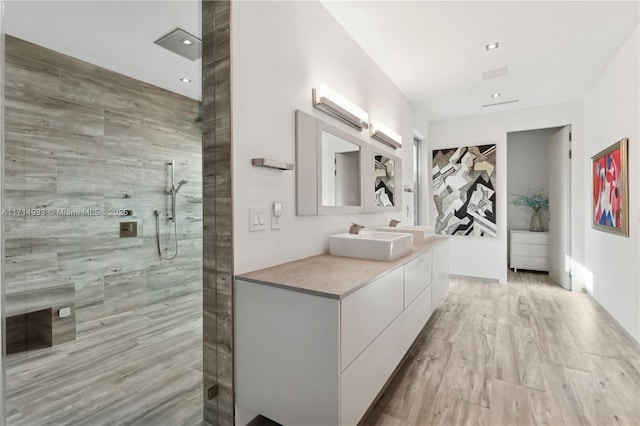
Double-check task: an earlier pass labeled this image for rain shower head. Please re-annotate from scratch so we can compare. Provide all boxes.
[154,28,202,61]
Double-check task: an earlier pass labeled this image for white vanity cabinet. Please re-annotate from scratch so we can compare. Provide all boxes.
[235,239,448,426]
[340,267,404,371]
[431,238,450,311]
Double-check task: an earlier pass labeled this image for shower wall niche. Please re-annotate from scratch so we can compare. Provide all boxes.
[4,35,203,341]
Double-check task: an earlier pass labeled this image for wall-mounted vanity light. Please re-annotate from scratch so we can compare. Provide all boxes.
[370,121,402,149]
[312,84,369,131]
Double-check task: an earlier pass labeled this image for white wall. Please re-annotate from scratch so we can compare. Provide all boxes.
[584,26,639,342]
[506,128,556,233]
[231,0,428,275]
[428,102,584,284]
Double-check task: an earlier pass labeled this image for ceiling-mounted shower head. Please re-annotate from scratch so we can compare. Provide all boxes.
[154,28,202,61]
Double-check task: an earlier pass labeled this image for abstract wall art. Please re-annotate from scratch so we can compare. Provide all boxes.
[432,144,497,237]
[591,137,629,236]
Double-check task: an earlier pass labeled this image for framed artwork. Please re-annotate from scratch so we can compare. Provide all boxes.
[432,144,496,237]
[591,137,628,236]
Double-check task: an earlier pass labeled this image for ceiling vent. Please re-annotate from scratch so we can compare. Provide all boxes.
[482,67,509,80]
[482,99,519,108]
[154,28,202,61]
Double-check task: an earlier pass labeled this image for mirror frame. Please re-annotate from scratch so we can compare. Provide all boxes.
[295,110,402,216]
[296,110,368,215]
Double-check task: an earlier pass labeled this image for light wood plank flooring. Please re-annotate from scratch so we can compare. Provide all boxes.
[361,271,640,426]
[5,292,203,426]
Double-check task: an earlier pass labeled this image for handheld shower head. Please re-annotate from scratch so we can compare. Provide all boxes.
[175,180,189,193]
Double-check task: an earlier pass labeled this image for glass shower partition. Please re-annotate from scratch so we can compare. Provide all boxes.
[0,1,208,424]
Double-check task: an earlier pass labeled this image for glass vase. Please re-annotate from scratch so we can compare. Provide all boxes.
[529,210,544,232]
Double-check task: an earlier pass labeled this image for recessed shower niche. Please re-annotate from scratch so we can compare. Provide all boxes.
[6,309,53,354]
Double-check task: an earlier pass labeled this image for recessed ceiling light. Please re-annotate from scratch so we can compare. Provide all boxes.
[485,42,499,51]
[182,39,193,45]
[180,78,192,83]
[491,93,501,98]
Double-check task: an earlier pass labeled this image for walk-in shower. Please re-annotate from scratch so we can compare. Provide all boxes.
[2,1,206,422]
[155,160,189,260]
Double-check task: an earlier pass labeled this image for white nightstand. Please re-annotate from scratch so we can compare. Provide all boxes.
[510,230,550,272]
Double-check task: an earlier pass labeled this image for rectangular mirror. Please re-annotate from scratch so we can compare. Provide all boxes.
[296,110,368,215]
[321,131,361,207]
[374,154,396,207]
[364,150,402,213]
[295,110,401,216]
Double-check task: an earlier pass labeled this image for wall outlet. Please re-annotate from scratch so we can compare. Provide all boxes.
[59,307,71,318]
[271,215,281,230]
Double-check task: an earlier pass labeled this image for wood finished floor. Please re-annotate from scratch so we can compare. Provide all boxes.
[5,292,203,426]
[6,273,640,426]
[360,271,640,426]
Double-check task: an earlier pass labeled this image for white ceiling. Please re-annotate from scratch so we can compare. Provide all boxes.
[5,1,201,101]
[321,1,640,121]
[3,1,638,120]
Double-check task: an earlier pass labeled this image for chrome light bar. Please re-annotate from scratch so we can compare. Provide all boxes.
[312,84,369,131]
[370,121,402,149]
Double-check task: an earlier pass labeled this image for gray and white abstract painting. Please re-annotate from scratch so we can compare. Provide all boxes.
[432,145,497,237]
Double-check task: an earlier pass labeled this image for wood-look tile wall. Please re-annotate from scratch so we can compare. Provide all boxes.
[202,1,234,425]
[4,36,203,336]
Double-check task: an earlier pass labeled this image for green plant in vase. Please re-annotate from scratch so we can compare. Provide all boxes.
[511,191,549,232]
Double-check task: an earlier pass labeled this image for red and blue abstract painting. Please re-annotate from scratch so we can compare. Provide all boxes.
[592,138,628,236]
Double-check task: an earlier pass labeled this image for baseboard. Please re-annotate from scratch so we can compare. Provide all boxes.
[583,289,640,348]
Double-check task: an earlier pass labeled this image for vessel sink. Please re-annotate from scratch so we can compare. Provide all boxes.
[378,225,435,245]
[329,231,413,261]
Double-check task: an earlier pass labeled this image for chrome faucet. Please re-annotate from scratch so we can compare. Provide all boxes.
[389,219,401,227]
[349,222,365,234]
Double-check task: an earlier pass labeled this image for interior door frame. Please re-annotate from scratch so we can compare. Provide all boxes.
[548,125,573,290]
[506,125,573,290]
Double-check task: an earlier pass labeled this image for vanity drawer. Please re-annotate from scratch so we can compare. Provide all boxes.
[340,267,404,371]
[340,311,405,426]
[404,251,432,308]
[403,284,432,348]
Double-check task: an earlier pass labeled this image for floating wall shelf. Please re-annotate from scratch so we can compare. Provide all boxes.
[252,158,294,171]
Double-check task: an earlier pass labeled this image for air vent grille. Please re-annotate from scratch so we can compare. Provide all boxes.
[482,67,509,80]
[482,99,519,108]
[154,28,202,61]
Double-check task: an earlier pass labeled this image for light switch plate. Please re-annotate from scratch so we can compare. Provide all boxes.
[249,207,267,232]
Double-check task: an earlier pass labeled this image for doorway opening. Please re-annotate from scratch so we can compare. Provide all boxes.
[507,126,572,290]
